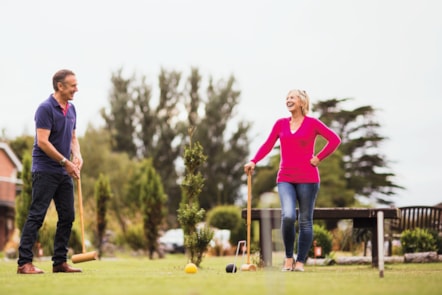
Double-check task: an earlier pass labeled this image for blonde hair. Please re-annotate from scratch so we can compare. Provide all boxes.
[288,89,310,115]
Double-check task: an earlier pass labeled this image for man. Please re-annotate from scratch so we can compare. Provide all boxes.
[17,69,83,274]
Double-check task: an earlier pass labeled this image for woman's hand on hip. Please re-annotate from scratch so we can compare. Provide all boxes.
[310,156,320,167]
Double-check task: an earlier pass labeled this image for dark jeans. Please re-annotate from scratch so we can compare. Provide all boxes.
[277,182,319,263]
[18,172,75,266]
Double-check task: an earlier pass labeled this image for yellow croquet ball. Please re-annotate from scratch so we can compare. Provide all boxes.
[184,263,198,274]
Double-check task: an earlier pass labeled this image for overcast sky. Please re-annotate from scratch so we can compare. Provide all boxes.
[1,0,441,207]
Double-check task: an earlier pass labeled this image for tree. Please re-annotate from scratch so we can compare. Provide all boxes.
[103,69,184,222]
[194,76,252,209]
[314,139,355,208]
[149,69,182,219]
[313,98,403,205]
[102,67,253,219]
[177,129,213,267]
[133,75,155,159]
[15,151,32,233]
[95,173,112,258]
[79,126,137,236]
[7,135,34,162]
[101,69,137,158]
[128,159,167,259]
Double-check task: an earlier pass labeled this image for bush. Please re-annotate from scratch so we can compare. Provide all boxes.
[332,222,360,253]
[427,229,442,254]
[400,228,437,253]
[206,205,246,246]
[37,220,84,256]
[29,203,83,257]
[38,222,55,256]
[308,224,333,258]
[185,225,214,266]
[68,226,82,254]
[125,225,147,251]
[294,224,333,259]
[430,230,442,254]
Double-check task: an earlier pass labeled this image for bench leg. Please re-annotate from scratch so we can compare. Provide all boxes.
[259,219,273,267]
[371,224,379,267]
[354,218,379,267]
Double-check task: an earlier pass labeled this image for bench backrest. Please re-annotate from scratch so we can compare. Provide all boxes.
[391,206,442,233]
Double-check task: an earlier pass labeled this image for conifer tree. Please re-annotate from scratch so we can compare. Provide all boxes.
[15,152,32,233]
[128,159,167,259]
[95,173,112,258]
[177,128,213,267]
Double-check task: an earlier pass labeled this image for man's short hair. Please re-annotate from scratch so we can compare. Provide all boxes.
[52,69,75,91]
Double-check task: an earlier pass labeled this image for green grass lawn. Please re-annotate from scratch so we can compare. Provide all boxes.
[1,253,441,295]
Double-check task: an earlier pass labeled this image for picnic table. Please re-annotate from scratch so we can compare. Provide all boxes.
[241,207,400,267]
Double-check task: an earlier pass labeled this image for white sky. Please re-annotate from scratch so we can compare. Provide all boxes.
[1,0,441,207]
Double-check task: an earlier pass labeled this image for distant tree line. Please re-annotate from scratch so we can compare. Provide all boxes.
[100,67,252,223]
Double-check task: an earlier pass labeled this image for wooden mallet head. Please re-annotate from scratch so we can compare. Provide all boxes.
[72,251,98,264]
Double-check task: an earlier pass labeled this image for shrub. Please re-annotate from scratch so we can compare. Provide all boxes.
[68,226,82,254]
[332,222,360,253]
[294,224,332,258]
[38,222,55,256]
[206,205,246,246]
[37,220,88,256]
[431,231,442,254]
[309,224,333,258]
[125,225,146,251]
[400,228,437,253]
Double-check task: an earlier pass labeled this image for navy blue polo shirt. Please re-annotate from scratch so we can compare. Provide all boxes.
[32,94,77,174]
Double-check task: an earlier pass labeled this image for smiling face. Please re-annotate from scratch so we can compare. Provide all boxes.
[57,74,78,101]
[286,90,301,112]
[286,89,309,115]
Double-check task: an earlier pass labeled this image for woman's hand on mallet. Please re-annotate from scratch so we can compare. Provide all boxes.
[244,161,255,175]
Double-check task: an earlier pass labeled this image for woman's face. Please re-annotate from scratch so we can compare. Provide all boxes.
[286,90,302,113]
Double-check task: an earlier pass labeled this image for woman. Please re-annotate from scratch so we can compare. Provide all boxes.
[244,89,341,272]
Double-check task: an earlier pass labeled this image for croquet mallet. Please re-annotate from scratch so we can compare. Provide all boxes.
[240,172,257,271]
[71,177,98,263]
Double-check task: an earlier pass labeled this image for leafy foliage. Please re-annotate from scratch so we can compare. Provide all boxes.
[428,229,442,254]
[195,76,252,209]
[95,173,112,258]
[15,152,32,233]
[177,130,213,266]
[101,69,137,158]
[400,228,437,253]
[206,205,246,245]
[128,159,167,259]
[79,126,144,238]
[102,68,252,220]
[124,224,146,251]
[309,224,333,258]
[184,226,214,267]
[313,98,403,204]
[7,135,34,163]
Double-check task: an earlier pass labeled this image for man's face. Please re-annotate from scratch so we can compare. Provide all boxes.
[59,75,78,100]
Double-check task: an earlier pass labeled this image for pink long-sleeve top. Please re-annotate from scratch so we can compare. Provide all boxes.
[251,116,341,183]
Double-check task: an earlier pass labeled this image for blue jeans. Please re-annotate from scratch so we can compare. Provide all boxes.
[277,182,319,263]
[18,172,75,266]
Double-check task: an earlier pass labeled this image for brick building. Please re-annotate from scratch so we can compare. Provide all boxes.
[0,142,22,250]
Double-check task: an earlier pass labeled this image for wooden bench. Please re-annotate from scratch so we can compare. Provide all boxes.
[241,207,400,267]
[387,206,442,255]
[390,206,442,233]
